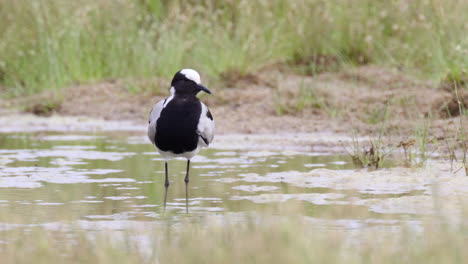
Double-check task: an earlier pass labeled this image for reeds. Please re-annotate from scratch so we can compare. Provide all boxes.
[0,0,467,95]
[1,210,467,264]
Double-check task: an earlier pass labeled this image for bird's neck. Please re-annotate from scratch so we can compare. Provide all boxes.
[174,92,198,100]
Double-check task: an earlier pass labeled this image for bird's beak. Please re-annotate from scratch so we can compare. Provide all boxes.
[198,84,211,94]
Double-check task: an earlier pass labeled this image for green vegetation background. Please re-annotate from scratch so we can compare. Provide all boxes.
[0,0,467,96]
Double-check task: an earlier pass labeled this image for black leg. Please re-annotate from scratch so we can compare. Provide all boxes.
[184,159,190,214]
[163,161,169,210]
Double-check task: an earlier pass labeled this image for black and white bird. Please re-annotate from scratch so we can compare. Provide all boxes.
[147,69,215,210]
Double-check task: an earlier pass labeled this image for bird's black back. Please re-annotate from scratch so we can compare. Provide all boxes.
[155,96,201,154]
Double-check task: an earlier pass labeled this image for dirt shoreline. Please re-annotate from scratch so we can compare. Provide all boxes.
[1,65,466,139]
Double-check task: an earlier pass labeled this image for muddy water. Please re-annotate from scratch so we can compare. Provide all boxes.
[0,133,359,221]
[1,132,461,233]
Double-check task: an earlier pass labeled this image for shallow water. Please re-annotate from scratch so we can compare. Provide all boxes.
[0,132,450,233]
[0,133,352,219]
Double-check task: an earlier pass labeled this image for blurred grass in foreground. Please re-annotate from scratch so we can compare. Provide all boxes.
[0,0,467,96]
[1,212,467,264]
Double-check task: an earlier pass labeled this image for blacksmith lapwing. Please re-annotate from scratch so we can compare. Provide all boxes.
[147,69,215,211]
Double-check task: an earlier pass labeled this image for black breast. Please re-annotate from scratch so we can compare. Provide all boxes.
[155,97,201,154]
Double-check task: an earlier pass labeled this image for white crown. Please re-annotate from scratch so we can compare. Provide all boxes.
[180,69,201,84]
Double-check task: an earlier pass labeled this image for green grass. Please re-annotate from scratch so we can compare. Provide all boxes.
[396,118,442,167]
[1,210,467,264]
[0,0,467,96]
[346,101,394,169]
[346,135,391,170]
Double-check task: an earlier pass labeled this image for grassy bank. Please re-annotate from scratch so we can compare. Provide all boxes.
[1,212,467,264]
[0,0,467,96]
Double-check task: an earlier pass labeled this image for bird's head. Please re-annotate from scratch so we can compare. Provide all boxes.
[170,69,211,95]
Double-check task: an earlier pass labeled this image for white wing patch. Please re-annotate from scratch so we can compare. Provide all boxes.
[163,87,175,108]
[197,102,215,147]
[148,88,176,145]
[147,99,167,145]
